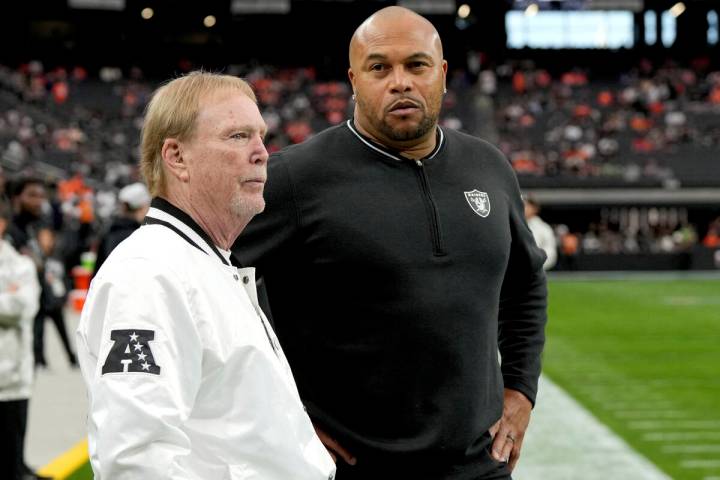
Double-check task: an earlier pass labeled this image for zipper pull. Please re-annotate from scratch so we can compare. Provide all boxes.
[415,160,423,168]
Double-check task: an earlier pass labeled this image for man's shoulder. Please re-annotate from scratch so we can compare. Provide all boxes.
[271,123,351,164]
[99,226,186,272]
[443,128,513,174]
[444,128,504,158]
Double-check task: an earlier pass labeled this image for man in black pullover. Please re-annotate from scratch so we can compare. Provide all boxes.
[234,6,547,479]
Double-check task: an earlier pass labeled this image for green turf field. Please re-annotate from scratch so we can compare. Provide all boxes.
[65,462,93,480]
[544,278,720,480]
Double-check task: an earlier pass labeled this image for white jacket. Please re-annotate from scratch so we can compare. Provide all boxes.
[77,203,335,480]
[0,239,40,401]
[528,215,557,270]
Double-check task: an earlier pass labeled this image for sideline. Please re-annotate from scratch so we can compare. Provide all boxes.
[36,439,88,479]
[548,270,720,282]
[514,376,671,480]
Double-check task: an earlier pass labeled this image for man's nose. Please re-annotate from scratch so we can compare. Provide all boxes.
[250,135,269,164]
[389,68,413,94]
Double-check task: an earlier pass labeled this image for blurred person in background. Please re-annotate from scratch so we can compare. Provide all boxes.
[33,226,76,368]
[76,72,335,479]
[0,166,7,202]
[524,195,557,271]
[5,177,47,256]
[235,6,547,480]
[557,224,580,270]
[0,199,43,480]
[703,217,720,248]
[92,182,151,276]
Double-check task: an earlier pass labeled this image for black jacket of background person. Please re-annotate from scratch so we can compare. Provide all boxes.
[233,120,548,478]
[93,216,141,276]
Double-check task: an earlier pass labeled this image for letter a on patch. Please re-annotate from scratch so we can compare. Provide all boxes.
[102,329,161,375]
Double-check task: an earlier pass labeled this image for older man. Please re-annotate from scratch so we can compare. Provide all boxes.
[76,72,335,480]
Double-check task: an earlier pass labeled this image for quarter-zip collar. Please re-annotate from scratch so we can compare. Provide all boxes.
[346,119,444,163]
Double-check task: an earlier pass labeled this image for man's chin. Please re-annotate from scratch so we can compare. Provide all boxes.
[381,117,435,142]
[230,197,265,220]
[384,126,425,142]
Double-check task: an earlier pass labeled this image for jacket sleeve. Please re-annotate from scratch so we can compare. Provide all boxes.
[76,258,203,479]
[498,176,548,406]
[233,152,300,275]
[0,256,40,328]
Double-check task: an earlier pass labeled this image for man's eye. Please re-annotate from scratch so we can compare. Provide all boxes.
[409,62,426,69]
[231,132,249,140]
[370,64,385,72]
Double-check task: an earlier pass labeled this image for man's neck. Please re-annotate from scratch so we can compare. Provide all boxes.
[353,117,437,160]
[161,193,247,251]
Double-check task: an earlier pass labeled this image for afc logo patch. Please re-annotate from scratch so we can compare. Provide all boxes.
[102,329,161,375]
[464,190,491,218]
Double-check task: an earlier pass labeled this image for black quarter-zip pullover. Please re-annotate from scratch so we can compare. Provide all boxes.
[234,121,547,479]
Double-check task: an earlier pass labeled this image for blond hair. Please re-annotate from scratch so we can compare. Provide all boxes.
[140,71,257,196]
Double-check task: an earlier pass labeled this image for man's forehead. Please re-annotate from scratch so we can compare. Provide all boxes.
[197,92,262,122]
[200,88,253,108]
[197,99,267,135]
[353,27,442,62]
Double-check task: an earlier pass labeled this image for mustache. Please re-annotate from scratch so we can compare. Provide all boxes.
[386,96,423,113]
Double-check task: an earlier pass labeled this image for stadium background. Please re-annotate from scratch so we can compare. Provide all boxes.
[1,0,718,479]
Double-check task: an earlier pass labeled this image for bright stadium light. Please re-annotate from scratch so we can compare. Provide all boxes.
[709,10,719,45]
[204,15,217,28]
[457,4,471,19]
[140,7,154,20]
[670,2,686,17]
[525,3,539,17]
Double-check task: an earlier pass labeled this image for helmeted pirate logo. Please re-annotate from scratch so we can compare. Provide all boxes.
[464,190,491,218]
[102,329,161,375]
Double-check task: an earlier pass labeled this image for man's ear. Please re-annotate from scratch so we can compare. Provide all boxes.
[161,138,189,182]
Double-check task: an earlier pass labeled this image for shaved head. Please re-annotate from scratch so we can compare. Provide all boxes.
[347,6,447,156]
[349,6,443,70]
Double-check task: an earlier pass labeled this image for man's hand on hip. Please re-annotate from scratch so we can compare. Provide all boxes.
[314,424,357,466]
[489,388,532,471]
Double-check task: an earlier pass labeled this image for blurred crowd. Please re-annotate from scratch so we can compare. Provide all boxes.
[0,60,719,278]
[493,58,720,185]
[4,58,720,187]
[554,207,713,256]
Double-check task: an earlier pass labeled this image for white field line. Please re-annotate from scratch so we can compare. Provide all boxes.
[614,410,691,419]
[663,296,720,306]
[604,402,678,410]
[643,432,720,442]
[629,420,720,430]
[662,445,720,453]
[680,459,720,469]
[514,375,671,480]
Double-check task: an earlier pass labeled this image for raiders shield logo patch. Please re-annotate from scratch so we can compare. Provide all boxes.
[464,190,491,218]
[102,329,161,375]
